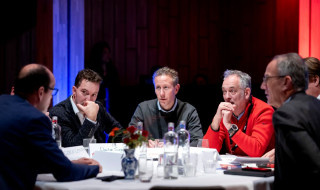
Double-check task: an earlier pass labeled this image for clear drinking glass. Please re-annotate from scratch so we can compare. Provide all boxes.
[157,154,164,178]
[139,158,153,182]
[197,139,209,148]
[83,138,96,155]
[184,153,198,177]
[202,150,218,173]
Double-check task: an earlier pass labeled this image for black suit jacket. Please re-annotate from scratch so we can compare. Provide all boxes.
[0,95,99,190]
[49,96,122,147]
[273,92,320,189]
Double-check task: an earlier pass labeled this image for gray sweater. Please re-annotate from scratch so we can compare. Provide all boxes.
[129,99,203,146]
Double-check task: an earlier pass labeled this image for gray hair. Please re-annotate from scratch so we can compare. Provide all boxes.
[152,66,179,86]
[223,69,251,89]
[273,53,308,91]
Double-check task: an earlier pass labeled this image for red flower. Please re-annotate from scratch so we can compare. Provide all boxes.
[123,137,130,144]
[109,127,120,137]
[110,125,149,149]
[127,126,136,134]
[131,134,139,140]
[142,130,149,137]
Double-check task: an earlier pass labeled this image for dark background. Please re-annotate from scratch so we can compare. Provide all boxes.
[0,0,299,133]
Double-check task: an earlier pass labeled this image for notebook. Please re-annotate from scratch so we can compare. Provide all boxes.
[224,167,274,177]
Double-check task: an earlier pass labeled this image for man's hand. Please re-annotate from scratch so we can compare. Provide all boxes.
[262,149,275,163]
[77,101,99,121]
[148,139,164,148]
[148,139,156,148]
[211,102,235,131]
[72,157,103,173]
[222,109,233,130]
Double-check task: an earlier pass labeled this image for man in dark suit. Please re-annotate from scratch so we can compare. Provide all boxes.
[49,69,122,147]
[0,64,101,190]
[261,53,320,189]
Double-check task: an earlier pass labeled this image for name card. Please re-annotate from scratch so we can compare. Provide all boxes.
[92,151,124,172]
[89,143,126,156]
[61,146,89,160]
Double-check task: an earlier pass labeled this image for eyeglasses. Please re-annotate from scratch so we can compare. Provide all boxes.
[262,75,286,83]
[48,87,59,96]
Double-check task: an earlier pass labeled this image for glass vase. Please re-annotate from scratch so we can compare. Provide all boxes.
[122,149,138,179]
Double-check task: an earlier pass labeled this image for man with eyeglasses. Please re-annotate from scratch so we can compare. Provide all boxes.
[129,66,203,147]
[49,69,123,147]
[262,56,320,162]
[0,64,101,190]
[203,70,275,157]
[260,53,320,189]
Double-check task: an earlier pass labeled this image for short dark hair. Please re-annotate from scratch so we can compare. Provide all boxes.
[14,65,51,99]
[74,69,103,87]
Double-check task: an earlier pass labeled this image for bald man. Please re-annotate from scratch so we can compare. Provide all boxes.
[0,64,101,190]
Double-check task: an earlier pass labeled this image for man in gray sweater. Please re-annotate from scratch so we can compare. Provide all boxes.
[129,67,203,147]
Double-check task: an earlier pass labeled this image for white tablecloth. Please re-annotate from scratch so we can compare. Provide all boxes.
[36,170,274,190]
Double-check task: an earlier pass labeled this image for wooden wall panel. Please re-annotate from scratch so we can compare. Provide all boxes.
[158,8,169,68]
[169,17,178,71]
[0,0,301,95]
[189,0,199,83]
[126,0,137,49]
[92,0,104,44]
[137,29,148,74]
[147,0,158,47]
[0,1,37,94]
[83,0,299,87]
[126,49,137,85]
[137,0,147,28]
[114,0,126,84]
[177,0,188,68]
[103,0,115,49]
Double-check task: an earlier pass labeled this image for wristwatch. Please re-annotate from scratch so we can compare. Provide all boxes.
[228,124,239,137]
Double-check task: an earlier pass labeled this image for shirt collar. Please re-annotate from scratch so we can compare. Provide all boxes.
[317,94,320,100]
[233,111,245,121]
[157,98,178,113]
[70,96,80,115]
[284,96,292,104]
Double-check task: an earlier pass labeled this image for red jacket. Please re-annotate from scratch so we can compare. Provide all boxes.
[204,96,275,157]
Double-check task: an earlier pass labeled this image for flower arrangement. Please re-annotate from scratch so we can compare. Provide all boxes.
[109,126,149,149]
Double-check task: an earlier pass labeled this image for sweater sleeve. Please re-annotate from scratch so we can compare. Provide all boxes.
[203,123,228,152]
[129,104,144,126]
[186,108,203,147]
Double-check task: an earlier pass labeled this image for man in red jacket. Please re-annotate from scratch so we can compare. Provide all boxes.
[203,70,274,157]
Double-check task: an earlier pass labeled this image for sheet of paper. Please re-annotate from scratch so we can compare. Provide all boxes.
[219,154,269,164]
[61,146,89,160]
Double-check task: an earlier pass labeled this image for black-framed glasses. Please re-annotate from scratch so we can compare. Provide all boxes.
[262,75,286,83]
[48,87,59,96]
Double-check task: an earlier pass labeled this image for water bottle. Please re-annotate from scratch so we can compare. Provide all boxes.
[177,120,190,175]
[52,116,62,148]
[136,121,147,157]
[163,122,178,179]
[136,121,143,135]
